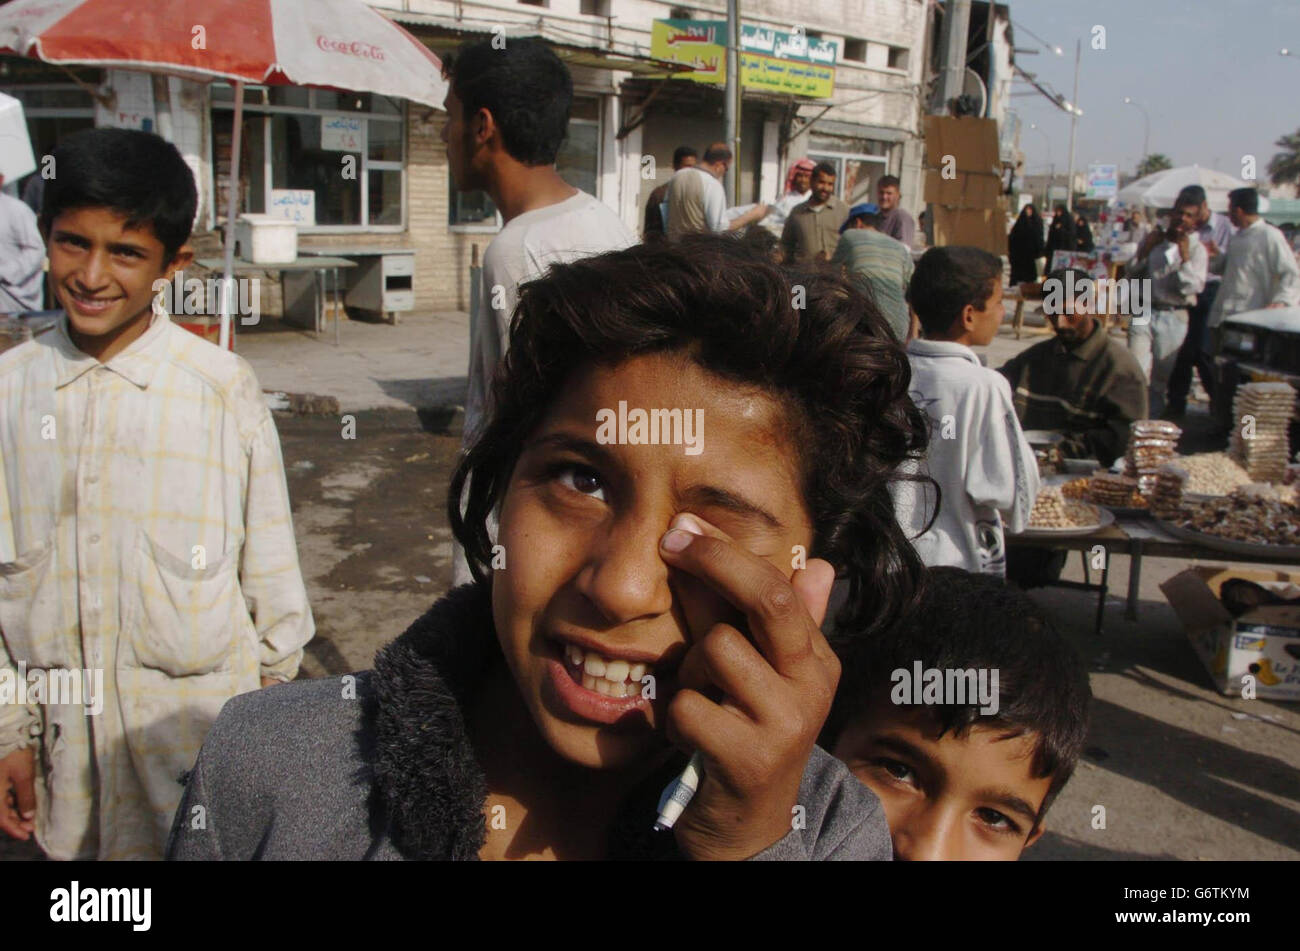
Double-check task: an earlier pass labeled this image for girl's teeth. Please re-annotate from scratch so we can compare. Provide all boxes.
[564,643,653,698]
[604,660,629,682]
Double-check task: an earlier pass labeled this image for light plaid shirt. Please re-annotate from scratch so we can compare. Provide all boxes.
[0,309,313,859]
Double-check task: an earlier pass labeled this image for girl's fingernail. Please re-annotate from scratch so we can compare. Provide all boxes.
[671,512,704,534]
[661,529,694,553]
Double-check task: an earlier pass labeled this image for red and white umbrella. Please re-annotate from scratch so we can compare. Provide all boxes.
[0,0,448,347]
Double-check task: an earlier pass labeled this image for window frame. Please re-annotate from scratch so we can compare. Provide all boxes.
[209,85,406,234]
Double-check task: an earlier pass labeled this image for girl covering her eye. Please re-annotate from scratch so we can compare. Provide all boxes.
[165,234,930,861]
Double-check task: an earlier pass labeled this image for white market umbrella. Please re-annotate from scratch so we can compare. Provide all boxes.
[0,0,448,348]
[1116,165,1262,214]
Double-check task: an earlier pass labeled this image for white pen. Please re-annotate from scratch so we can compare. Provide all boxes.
[653,751,704,832]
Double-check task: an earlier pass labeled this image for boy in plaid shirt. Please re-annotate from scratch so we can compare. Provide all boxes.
[0,129,313,859]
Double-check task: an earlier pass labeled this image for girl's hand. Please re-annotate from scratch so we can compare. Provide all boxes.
[658,513,838,860]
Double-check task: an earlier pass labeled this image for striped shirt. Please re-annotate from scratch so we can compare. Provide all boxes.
[0,309,313,859]
[830,228,915,341]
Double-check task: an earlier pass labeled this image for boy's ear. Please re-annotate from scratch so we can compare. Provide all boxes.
[1023,821,1046,852]
[959,302,977,333]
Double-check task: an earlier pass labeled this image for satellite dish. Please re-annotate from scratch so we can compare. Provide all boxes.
[962,67,988,117]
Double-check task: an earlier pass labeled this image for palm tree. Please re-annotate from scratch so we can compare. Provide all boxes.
[1136,154,1174,178]
[1268,129,1300,187]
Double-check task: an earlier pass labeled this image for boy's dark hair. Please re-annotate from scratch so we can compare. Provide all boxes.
[813,161,837,180]
[878,175,900,190]
[443,37,572,166]
[1176,184,1207,206]
[449,235,932,637]
[40,128,196,262]
[1228,187,1259,215]
[672,145,698,169]
[908,246,1002,338]
[823,567,1092,828]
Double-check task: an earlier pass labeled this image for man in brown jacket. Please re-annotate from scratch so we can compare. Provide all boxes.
[781,162,848,266]
[998,267,1148,468]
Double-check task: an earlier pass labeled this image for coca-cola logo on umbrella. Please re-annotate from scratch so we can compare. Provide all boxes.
[316,36,387,61]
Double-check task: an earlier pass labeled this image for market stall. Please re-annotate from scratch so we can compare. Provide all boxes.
[1008,396,1300,699]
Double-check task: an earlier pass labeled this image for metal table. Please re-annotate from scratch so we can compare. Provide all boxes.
[195,256,356,345]
[1008,516,1300,636]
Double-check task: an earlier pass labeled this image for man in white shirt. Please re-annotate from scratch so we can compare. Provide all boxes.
[1165,185,1234,419]
[665,142,768,239]
[891,246,1040,576]
[761,157,814,238]
[1208,187,1300,339]
[0,174,45,313]
[1125,194,1208,417]
[443,39,635,585]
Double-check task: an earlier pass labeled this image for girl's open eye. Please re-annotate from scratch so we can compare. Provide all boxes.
[975,807,1021,836]
[549,463,607,502]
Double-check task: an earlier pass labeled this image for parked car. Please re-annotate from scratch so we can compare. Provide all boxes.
[1214,306,1300,456]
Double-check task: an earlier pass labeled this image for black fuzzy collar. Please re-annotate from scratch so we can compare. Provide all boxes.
[369,583,495,860]
[367,582,684,861]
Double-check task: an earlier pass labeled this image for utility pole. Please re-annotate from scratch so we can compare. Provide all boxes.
[935,0,972,109]
[1064,38,1080,212]
[724,0,739,203]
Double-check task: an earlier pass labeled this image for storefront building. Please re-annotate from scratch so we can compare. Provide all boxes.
[1,0,931,313]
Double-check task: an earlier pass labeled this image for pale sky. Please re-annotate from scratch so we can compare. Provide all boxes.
[1010,0,1299,182]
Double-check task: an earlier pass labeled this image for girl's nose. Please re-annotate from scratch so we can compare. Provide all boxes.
[573,515,673,626]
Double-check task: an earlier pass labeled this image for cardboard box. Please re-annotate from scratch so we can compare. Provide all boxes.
[931,200,1007,256]
[1160,565,1300,700]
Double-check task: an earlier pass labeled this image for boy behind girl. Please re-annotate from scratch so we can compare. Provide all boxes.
[824,567,1091,860]
[0,129,313,859]
[890,247,1039,575]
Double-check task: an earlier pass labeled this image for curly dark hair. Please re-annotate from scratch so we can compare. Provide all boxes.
[448,234,931,637]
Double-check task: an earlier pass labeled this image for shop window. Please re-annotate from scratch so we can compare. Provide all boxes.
[808,149,890,204]
[581,0,610,14]
[211,85,405,231]
[888,46,910,70]
[843,39,867,63]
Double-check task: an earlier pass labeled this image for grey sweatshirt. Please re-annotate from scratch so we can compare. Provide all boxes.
[166,585,892,861]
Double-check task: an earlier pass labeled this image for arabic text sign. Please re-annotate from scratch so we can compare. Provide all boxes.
[741,53,834,98]
[651,20,836,95]
[740,25,838,65]
[321,114,365,152]
[268,189,316,226]
[1086,163,1118,199]
[650,19,725,85]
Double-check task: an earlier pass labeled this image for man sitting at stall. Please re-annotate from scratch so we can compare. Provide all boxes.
[998,268,1149,468]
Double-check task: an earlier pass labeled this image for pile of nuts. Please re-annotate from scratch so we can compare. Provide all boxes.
[1174,452,1252,497]
[1029,487,1102,529]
